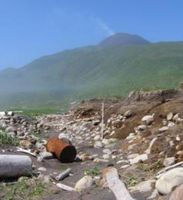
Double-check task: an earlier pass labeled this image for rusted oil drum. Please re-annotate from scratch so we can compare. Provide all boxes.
[46,137,77,163]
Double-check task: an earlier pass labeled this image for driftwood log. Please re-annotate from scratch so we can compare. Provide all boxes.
[0,154,32,178]
[102,167,135,200]
[55,168,71,181]
[56,182,76,191]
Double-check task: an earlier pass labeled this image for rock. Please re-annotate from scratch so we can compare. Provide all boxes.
[75,175,93,192]
[124,110,133,118]
[7,131,16,138]
[156,167,183,195]
[126,133,135,140]
[7,111,14,116]
[94,135,101,141]
[5,126,16,133]
[103,154,110,160]
[102,139,110,145]
[108,138,117,143]
[173,113,180,121]
[163,157,175,167]
[129,154,148,165]
[141,114,154,125]
[112,155,117,159]
[128,154,140,160]
[93,119,100,125]
[38,174,51,183]
[176,135,181,141]
[0,111,6,117]
[162,119,168,126]
[35,142,44,149]
[94,141,103,148]
[147,189,159,199]
[137,125,147,131]
[159,126,169,132]
[169,184,183,200]
[168,122,176,128]
[132,180,155,193]
[38,167,47,172]
[103,149,112,155]
[58,132,69,140]
[167,112,173,121]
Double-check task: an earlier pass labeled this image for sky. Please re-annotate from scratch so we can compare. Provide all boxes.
[0,0,183,69]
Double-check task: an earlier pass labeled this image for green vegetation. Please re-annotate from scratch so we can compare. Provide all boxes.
[15,107,63,117]
[124,175,138,187]
[84,166,100,176]
[0,178,46,200]
[0,34,183,109]
[0,131,19,146]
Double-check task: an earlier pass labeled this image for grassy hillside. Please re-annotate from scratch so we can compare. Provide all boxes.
[0,36,183,109]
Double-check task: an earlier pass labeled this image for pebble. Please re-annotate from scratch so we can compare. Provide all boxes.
[94,141,104,148]
[167,112,173,121]
[103,154,110,160]
[102,139,110,145]
[124,110,133,118]
[103,149,112,155]
[132,180,155,193]
[75,176,93,192]
[142,114,154,125]
[7,131,16,138]
[168,122,176,128]
[38,167,47,172]
[163,157,175,167]
[137,125,147,131]
[94,135,101,141]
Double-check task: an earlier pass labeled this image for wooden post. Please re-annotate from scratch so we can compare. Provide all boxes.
[0,154,32,178]
[102,167,135,200]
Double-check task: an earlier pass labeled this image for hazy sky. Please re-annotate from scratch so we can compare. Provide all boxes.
[0,0,183,69]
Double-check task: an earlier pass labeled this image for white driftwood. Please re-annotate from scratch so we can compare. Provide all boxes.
[55,168,71,181]
[56,182,76,191]
[0,154,32,177]
[101,102,105,139]
[102,167,135,200]
[16,147,37,157]
[145,137,157,154]
[156,161,183,178]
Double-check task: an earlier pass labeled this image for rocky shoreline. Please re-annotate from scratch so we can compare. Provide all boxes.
[1,89,183,199]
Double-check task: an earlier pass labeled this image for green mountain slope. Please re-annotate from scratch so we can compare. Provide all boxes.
[0,33,183,109]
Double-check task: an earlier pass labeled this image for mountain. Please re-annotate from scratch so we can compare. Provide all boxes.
[0,33,183,109]
[99,33,150,47]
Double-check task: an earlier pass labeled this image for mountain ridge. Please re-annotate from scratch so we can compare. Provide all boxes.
[99,33,151,47]
[0,33,183,109]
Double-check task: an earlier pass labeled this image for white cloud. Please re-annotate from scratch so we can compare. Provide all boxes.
[94,17,115,36]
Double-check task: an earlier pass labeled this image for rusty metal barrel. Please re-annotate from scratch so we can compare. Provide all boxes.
[46,137,77,163]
